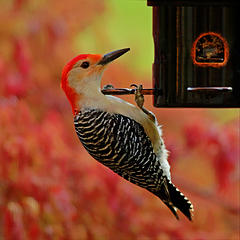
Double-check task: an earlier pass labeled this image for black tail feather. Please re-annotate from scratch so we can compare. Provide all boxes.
[164,201,179,220]
[155,178,194,221]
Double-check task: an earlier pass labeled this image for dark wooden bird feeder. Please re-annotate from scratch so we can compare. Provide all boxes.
[148,0,240,107]
[102,1,240,108]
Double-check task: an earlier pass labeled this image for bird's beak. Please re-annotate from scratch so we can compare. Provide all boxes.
[97,48,130,66]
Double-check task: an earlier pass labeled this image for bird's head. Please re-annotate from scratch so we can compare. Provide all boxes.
[61,48,130,113]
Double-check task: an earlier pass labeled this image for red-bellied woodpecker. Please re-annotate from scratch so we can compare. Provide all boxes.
[61,48,194,220]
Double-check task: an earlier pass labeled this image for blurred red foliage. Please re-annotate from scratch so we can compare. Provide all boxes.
[184,120,239,190]
[0,1,239,239]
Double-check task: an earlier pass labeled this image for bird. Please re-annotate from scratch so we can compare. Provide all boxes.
[61,48,194,221]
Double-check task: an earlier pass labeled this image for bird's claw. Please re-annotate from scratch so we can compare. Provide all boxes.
[131,84,156,122]
[131,84,144,109]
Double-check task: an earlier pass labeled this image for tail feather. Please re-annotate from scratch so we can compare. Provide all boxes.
[156,178,194,221]
[164,202,179,220]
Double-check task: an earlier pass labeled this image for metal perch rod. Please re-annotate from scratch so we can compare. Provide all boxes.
[101,85,158,96]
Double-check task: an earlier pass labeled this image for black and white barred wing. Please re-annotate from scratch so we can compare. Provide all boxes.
[74,109,193,220]
[74,109,162,189]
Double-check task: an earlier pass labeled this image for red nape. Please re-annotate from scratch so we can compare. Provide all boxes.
[61,54,101,114]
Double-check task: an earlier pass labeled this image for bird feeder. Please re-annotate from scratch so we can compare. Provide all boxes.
[102,1,240,108]
[148,0,240,107]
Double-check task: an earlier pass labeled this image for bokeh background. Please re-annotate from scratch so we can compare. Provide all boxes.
[0,0,239,239]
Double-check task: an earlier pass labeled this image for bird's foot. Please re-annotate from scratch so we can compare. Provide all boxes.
[131,84,156,122]
[131,84,144,109]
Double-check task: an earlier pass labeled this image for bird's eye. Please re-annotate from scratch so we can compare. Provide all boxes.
[80,61,90,69]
